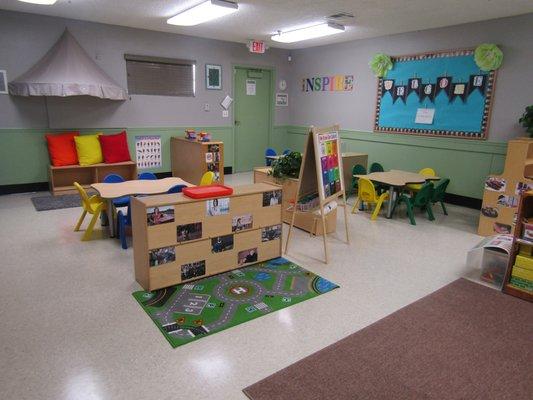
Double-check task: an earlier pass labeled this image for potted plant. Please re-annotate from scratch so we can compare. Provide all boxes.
[269,151,302,179]
[519,105,533,137]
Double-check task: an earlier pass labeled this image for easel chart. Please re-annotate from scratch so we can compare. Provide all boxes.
[285,125,350,264]
[374,49,497,139]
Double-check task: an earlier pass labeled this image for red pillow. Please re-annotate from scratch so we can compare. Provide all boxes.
[45,131,80,166]
[98,131,131,163]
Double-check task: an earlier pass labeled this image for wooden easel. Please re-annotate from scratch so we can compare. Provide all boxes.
[285,125,350,263]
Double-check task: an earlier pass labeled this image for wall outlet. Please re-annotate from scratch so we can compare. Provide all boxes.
[204,103,210,112]
[222,110,229,118]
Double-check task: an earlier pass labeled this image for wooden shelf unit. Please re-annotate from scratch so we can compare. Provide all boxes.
[170,137,224,185]
[502,191,533,302]
[131,182,282,291]
[253,167,337,236]
[479,138,533,236]
[341,152,368,195]
[48,161,137,195]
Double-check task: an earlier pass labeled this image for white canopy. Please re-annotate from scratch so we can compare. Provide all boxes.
[9,30,127,100]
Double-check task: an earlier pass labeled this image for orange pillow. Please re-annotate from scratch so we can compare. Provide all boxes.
[45,132,80,166]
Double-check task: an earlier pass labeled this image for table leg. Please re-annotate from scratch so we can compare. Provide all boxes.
[386,185,395,219]
[106,199,115,237]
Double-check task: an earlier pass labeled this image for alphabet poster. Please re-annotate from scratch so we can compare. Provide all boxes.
[135,135,161,169]
[374,49,497,140]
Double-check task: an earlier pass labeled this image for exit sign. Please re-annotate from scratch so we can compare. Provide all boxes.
[248,40,265,54]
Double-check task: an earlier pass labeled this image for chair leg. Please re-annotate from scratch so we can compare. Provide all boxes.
[371,196,386,220]
[351,197,360,214]
[391,195,402,216]
[74,210,87,232]
[406,202,416,225]
[440,201,448,215]
[426,202,435,221]
[82,210,100,241]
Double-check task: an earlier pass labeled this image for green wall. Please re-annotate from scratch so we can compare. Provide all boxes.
[284,126,507,199]
[0,127,233,186]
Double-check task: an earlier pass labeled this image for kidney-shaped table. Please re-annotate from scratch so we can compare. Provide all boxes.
[91,177,193,237]
[355,170,441,218]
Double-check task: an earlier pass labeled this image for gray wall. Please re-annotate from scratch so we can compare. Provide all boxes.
[289,13,533,142]
[0,10,291,129]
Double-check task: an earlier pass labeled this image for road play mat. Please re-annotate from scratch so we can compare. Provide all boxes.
[132,257,339,348]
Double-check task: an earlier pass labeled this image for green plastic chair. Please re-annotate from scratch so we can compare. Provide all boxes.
[369,162,386,194]
[432,178,450,215]
[351,164,367,193]
[392,182,435,225]
[369,162,384,173]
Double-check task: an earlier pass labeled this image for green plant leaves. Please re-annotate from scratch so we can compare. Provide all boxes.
[270,152,302,179]
[369,53,393,78]
[474,44,503,71]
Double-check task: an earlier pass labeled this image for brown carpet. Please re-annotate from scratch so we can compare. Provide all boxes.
[243,279,533,400]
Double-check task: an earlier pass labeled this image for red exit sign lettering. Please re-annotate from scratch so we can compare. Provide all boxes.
[248,40,265,54]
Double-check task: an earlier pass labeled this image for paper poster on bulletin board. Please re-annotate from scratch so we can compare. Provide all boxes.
[313,129,344,201]
[135,135,161,169]
[374,48,497,140]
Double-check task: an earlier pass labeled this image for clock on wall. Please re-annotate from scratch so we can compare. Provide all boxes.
[278,79,287,91]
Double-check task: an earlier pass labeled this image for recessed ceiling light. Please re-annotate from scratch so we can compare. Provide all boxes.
[17,0,57,4]
[167,0,238,27]
[271,22,345,43]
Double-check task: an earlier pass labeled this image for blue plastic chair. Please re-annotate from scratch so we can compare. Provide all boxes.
[282,149,291,156]
[103,173,130,208]
[116,205,131,249]
[167,184,187,194]
[265,148,277,166]
[138,172,157,180]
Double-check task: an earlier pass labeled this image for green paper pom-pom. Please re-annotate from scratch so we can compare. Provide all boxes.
[369,53,393,78]
[474,43,503,71]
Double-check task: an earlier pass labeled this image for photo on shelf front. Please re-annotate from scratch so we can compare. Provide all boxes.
[206,197,229,216]
[177,222,202,243]
[261,224,282,242]
[232,213,253,232]
[497,195,518,208]
[484,177,506,192]
[262,190,282,206]
[211,234,234,253]
[146,205,175,226]
[238,248,258,266]
[181,260,206,280]
[149,246,176,267]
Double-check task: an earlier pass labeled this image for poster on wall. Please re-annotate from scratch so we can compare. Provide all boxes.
[313,130,343,200]
[374,49,497,139]
[135,135,161,169]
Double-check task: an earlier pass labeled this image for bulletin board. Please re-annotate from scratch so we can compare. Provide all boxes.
[374,48,497,140]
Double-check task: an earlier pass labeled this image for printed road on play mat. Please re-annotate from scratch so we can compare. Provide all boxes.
[132,257,339,348]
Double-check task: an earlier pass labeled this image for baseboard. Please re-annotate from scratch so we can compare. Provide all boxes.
[0,181,49,195]
[224,166,232,175]
[444,193,481,210]
[154,172,172,179]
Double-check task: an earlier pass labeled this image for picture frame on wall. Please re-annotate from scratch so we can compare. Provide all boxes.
[206,64,222,90]
[0,70,8,94]
[276,93,288,107]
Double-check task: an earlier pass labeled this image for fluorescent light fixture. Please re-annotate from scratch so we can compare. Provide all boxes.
[17,0,57,4]
[167,0,238,26]
[271,22,345,43]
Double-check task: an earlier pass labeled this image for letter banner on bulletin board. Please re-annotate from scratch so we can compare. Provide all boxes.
[374,48,497,140]
[313,129,344,202]
[135,135,162,169]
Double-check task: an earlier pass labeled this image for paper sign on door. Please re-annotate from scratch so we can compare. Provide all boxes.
[246,79,256,96]
[415,108,435,124]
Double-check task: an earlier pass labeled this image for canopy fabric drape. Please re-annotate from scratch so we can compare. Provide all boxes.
[9,30,127,100]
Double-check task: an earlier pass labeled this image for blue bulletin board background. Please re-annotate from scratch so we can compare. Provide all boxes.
[374,49,496,140]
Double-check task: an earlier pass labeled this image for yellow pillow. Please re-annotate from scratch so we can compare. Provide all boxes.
[74,133,103,165]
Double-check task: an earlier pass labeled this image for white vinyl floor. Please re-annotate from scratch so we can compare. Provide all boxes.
[0,172,485,400]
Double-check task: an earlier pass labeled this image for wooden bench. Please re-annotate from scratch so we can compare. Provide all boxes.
[48,161,137,195]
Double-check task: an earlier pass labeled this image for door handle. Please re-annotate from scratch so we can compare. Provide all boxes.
[235,120,240,126]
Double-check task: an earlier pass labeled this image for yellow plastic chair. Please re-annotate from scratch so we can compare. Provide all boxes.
[73,182,107,241]
[351,178,389,220]
[406,167,436,192]
[200,171,215,186]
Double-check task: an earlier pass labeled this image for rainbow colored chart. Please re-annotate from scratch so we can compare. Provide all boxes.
[317,131,342,199]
